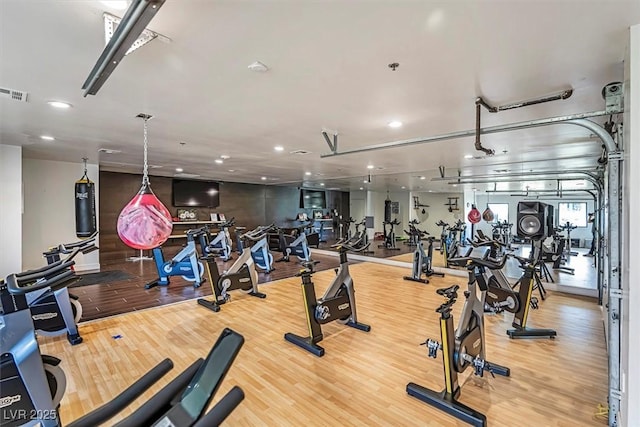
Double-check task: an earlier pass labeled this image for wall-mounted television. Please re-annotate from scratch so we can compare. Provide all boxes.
[300,189,326,209]
[172,179,220,207]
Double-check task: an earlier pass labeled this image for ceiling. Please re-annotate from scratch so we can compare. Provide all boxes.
[1,0,638,194]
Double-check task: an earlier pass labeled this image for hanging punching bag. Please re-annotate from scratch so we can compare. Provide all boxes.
[117,181,172,250]
[482,205,495,222]
[384,198,392,223]
[116,115,173,250]
[468,204,481,224]
[75,159,97,238]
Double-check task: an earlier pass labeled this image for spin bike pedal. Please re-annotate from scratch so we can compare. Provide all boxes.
[420,339,440,358]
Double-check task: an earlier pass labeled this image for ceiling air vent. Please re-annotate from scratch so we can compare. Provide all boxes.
[0,87,28,102]
[290,149,311,155]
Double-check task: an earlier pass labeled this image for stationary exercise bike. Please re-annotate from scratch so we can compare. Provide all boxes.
[407,246,510,427]
[403,223,444,284]
[284,240,371,357]
[378,218,401,250]
[200,218,235,261]
[146,229,204,289]
[275,225,313,263]
[197,235,267,312]
[30,232,98,345]
[236,224,276,273]
[1,260,246,427]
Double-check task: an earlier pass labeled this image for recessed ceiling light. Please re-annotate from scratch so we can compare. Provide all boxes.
[320,183,325,186]
[419,176,426,180]
[388,121,403,128]
[175,167,183,172]
[274,146,284,152]
[305,171,312,176]
[452,184,458,187]
[401,186,406,189]
[359,187,364,190]
[40,135,55,141]
[215,159,224,164]
[428,190,434,192]
[248,61,269,72]
[228,169,235,172]
[220,155,231,160]
[464,154,473,159]
[261,176,267,180]
[367,164,375,169]
[47,101,72,109]
[363,180,368,183]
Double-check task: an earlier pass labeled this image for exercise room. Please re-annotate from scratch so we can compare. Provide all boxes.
[1,1,639,426]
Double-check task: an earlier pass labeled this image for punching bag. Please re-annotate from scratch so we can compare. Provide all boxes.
[468,204,481,224]
[116,115,173,250]
[117,181,172,250]
[75,159,97,238]
[482,205,495,222]
[384,199,392,223]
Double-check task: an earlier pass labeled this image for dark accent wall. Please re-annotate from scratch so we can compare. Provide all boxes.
[99,171,348,262]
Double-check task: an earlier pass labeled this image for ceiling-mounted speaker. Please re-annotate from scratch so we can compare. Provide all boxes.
[516,201,553,240]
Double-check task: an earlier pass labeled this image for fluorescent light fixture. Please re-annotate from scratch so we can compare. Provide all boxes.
[248,61,269,72]
[82,0,165,96]
[40,135,55,141]
[452,184,458,187]
[215,159,224,164]
[220,155,231,160]
[320,183,325,186]
[401,186,406,189]
[359,187,364,190]
[175,167,183,172]
[367,164,375,169]
[464,154,474,159]
[419,176,426,180]
[388,120,403,128]
[274,146,284,152]
[261,176,267,180]
[228,169,235,172]
[305,171,312,176]
[363,180,368,184]
[47,101,72,109]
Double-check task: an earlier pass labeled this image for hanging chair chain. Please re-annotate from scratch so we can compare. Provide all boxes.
[142,118,150,185]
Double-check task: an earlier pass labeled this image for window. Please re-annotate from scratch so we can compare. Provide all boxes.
[488,203,509,223]
[557,202,587,227]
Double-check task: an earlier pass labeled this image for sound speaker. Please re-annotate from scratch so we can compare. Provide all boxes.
[516,201,553,239]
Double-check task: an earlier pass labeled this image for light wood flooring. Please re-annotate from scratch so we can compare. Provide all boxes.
[40,262,607,426]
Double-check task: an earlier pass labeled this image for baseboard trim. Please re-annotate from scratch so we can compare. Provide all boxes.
[74,263,100,273]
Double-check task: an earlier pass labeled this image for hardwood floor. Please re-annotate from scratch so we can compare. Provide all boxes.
[75,251,342,321]
[40,262,607,426]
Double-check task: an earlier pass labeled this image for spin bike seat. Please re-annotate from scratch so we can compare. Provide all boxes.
[436,284,459,299]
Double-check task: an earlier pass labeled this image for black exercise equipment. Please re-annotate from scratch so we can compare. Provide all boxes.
[407,246,510,427]
[35,232,99,345]
[197,235,266,312]
[557,221,579,256]
[403,223,444,283]
[0,261,245,427]
[284,240,371,357]
[74,158,97,238]
[378,218,401,250]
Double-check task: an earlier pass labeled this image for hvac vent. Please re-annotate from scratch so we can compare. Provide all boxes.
[0,87,28,102]
[290,149,312,155]
[98,148,123,154]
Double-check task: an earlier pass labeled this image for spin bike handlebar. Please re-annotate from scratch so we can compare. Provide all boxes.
[5,260,78,296]
[242,223,277,241]
[43,232,99,258]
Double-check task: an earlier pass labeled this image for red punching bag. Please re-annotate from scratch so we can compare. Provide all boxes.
[116,115,172,250]
[468,204,481,224]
